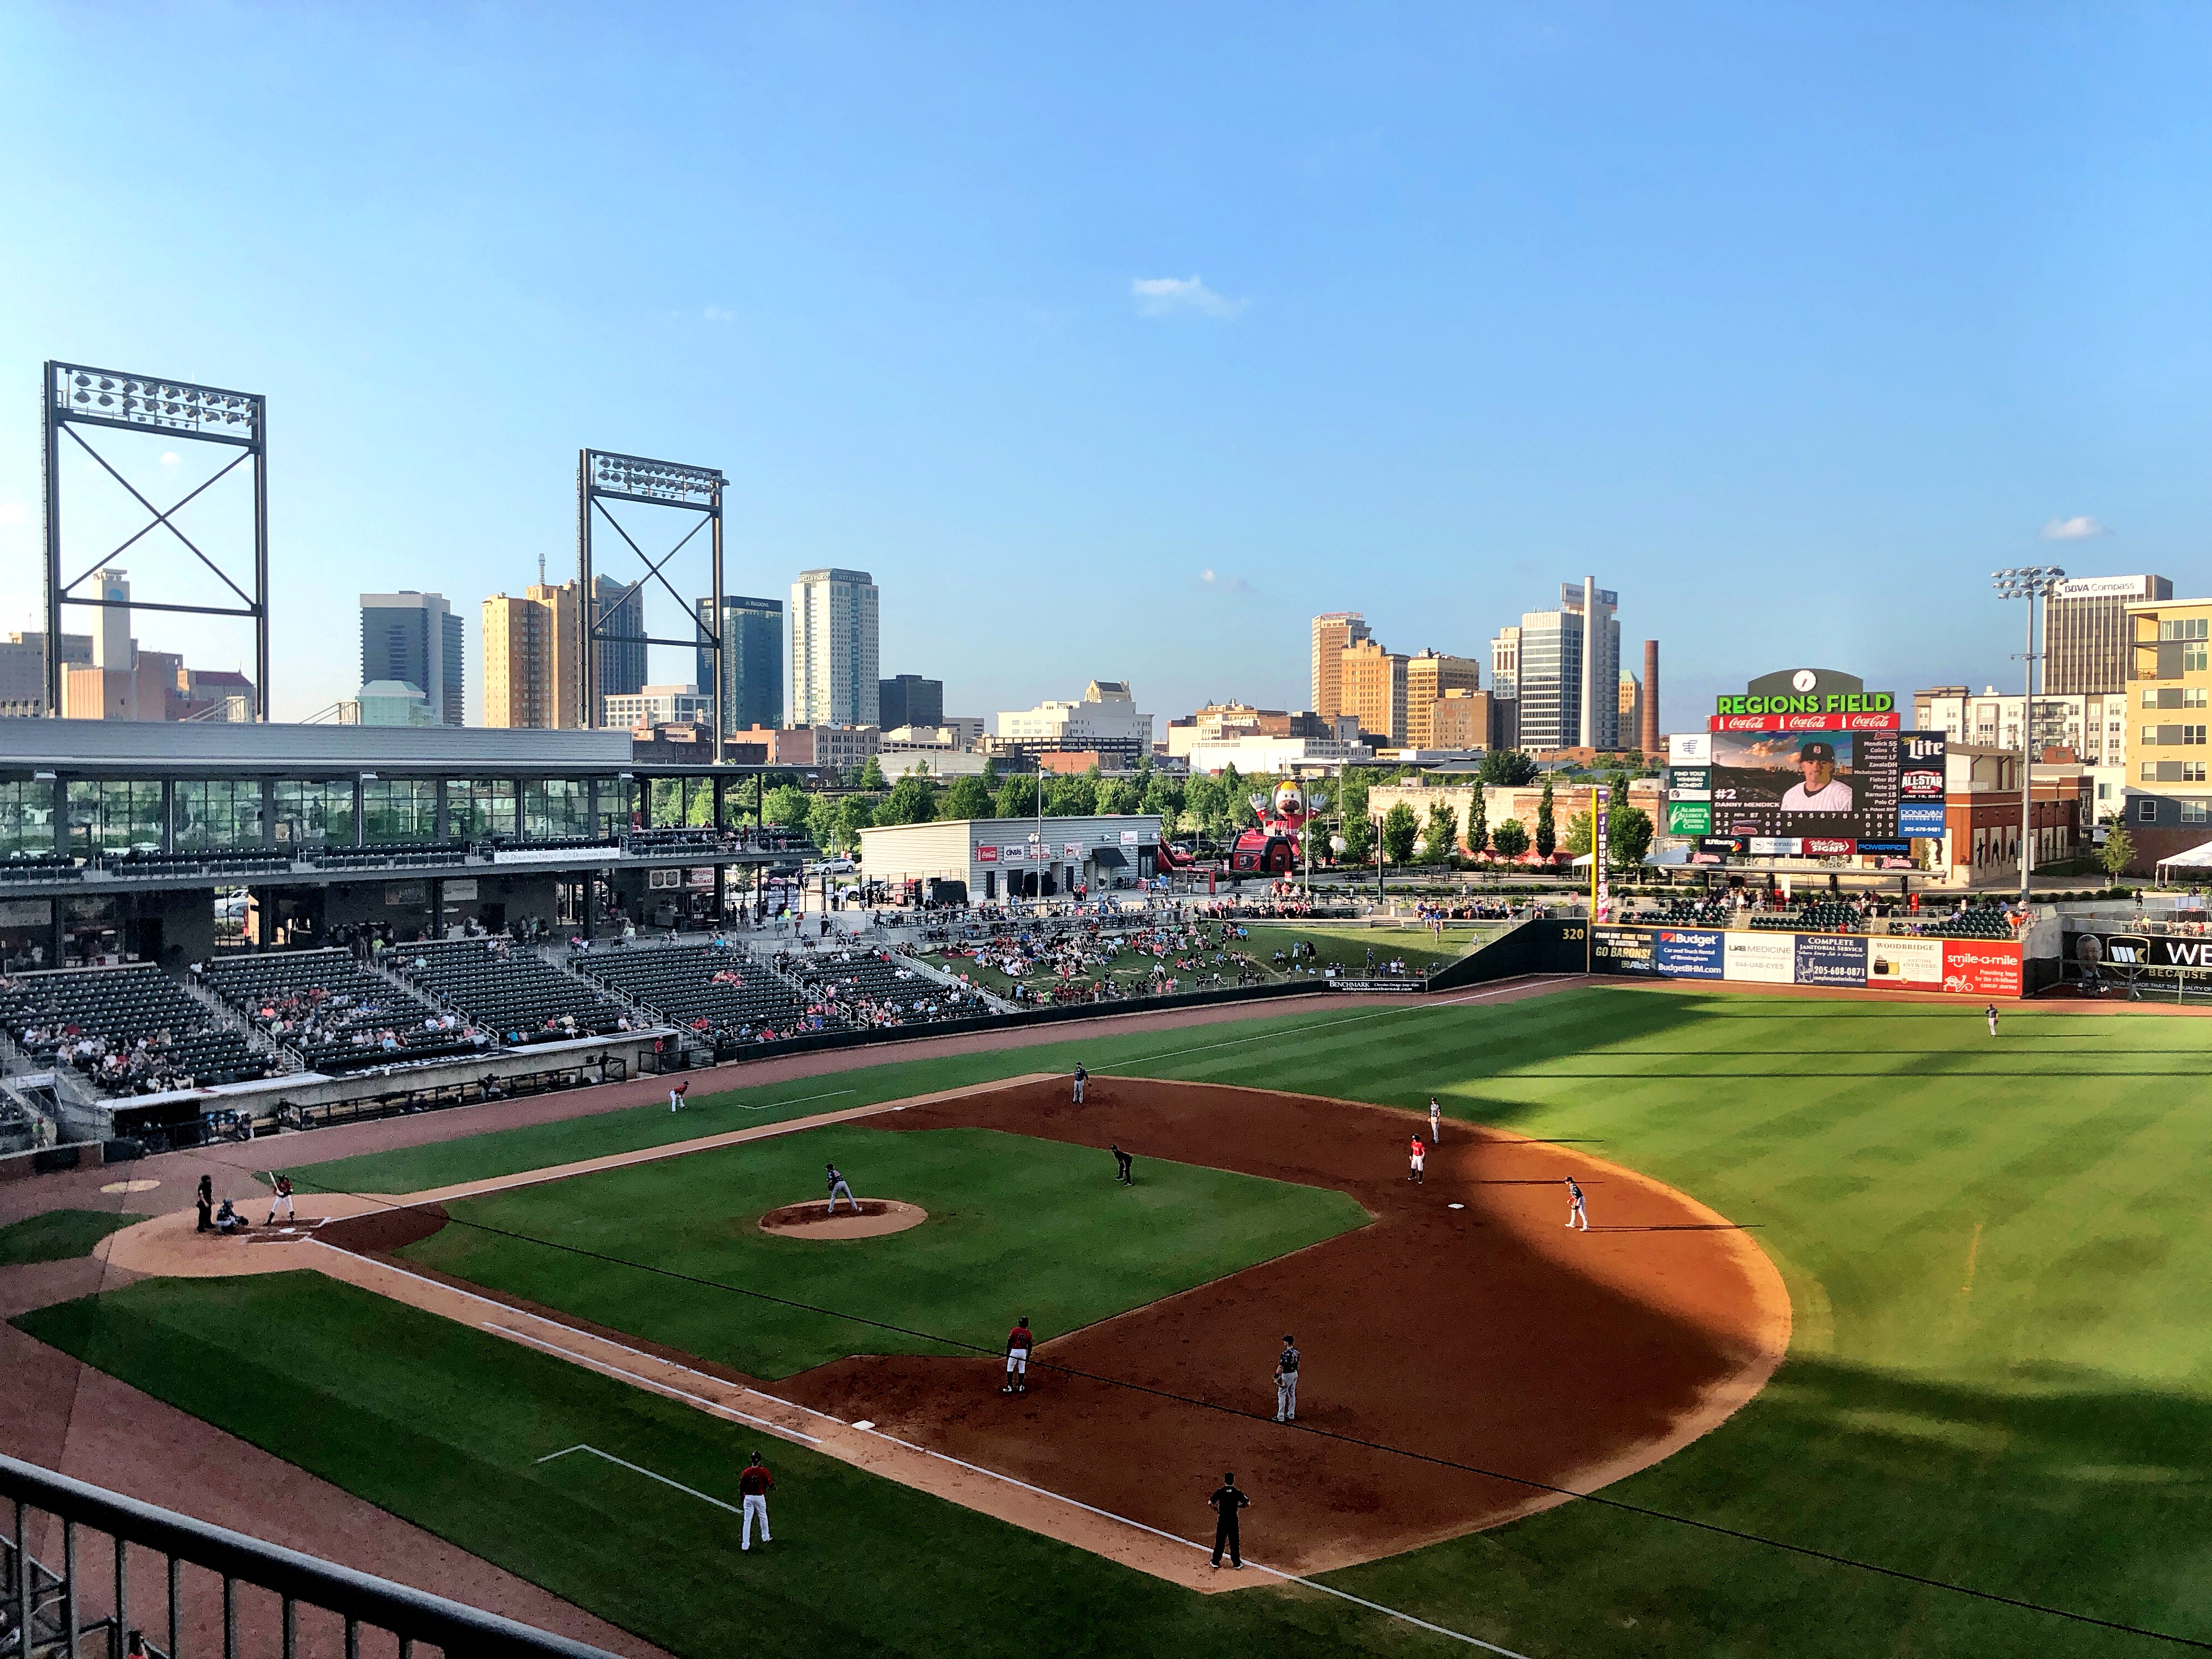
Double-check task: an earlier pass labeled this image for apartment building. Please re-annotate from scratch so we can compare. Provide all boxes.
[2122,594,2212,866]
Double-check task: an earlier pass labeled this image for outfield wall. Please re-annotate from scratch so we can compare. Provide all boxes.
[1590,924,2023,996]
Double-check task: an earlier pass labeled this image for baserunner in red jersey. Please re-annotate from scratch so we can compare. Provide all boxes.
[1002,1316,1034,1395]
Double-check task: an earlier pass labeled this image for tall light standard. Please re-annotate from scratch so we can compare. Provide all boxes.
[1992,566,2066,907]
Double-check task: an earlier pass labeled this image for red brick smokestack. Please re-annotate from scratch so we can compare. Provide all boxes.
[1641,640,1660,755]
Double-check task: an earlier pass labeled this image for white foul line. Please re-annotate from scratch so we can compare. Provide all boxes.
[535,1443,748,1517]
[486,1324,819,1444]
[538,1436,1525,1653]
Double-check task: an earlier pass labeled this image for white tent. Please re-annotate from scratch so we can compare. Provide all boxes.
[2153,838,2212,879]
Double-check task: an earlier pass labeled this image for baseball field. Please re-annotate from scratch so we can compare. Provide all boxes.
[18,981,2212,1656]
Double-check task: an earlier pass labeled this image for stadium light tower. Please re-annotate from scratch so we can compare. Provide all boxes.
[1991,566,2066,908]
[42,362,270,718]
[578,450,725,761]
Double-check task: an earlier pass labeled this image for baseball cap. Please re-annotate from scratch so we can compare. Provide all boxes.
[1799,741,1836,762]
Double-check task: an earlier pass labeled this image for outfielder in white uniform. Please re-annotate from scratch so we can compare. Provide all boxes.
[1428,1096,1441,1143]
[1274,1336,1300,1423]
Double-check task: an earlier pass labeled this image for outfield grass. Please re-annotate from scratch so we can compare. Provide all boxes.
[396,1124,1368,1377]
[0,1208,144,1266]
[29,986,2212,1655]
[1239,922,1502,978]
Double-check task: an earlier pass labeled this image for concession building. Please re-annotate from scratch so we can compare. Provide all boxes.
[856,815,1164,904]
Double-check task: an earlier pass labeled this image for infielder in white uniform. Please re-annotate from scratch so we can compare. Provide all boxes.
[1565,1175,1589,1231]
[1274,1335,1300,1423]
[1427,1096,1441,1143]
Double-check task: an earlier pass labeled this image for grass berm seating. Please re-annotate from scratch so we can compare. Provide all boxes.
[391,938,625,1043]
[201,949,479,1073]
[573,943,811,1040]
[0,963,267,1093]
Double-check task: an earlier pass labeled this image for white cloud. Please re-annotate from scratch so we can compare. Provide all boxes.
[703,304,735,324]
[160,452,180,466]
[1194,568,1256,595]
[1132,275,1245,318]
[0,503,25,527]
[2041,515,2104,540]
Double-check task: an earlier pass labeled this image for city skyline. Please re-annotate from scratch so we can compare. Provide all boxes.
[9,9,2212,730]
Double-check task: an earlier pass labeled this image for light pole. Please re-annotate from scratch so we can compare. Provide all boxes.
[1991,566,2066,908]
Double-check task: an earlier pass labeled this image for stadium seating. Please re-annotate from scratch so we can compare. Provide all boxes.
[0,963,269,1093]
[107,847,293,879]
[1645,899,1729,927]
[782,949,990,1029]
[201,949,479,1073]
[390,938,627,1042]
[1923,909,2019,939]
[315,841,473,868]
[573,943,811,1040]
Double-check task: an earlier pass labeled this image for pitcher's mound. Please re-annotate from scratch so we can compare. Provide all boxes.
[758,1199,927,1239]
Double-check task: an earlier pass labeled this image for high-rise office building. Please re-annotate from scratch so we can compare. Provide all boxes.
[479,577,640,728]
[1618,669,1642,749]
[1339,638,1410,746]
[588,579,647,700]
[359,591,463,726]
[2044,575,2173,695]
[1404,650,1481,748]
[482,593,557,728]
[1498,578,1619,751]
[790,568,879,726]
[1310,612,1372,720]
[1490,626,1520,701]
[879,673,944,732]
[698,594,785,733]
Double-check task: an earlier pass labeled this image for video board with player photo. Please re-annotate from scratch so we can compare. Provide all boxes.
[1709,729,1939,842]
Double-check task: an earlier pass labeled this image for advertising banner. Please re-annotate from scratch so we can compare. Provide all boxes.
[975,846,998,863]
[1867,936,1945,988]
[1942,940,2023,996]
[1750,836,1800,856]
[1898,804,1948,837]
[1667,768,1712,796]
[1793,933,1869,988]
[1724,931,1796,984]
[1654,928,1725,978]
[1668,732,1712,766]
[1063,842,1082,860]
[1591,926,1656,973]
[2067,930,2212,984]
[1710,712,1902,733]
[1694,836,1741,863]
[1002,845,1029,862]
[1802,836,1855,857]
[1668,800,1712,836]
[445,878,479,901]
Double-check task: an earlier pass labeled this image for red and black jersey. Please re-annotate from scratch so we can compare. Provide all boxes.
[738,1465,774,1497]
[1006,1324,1032,1352]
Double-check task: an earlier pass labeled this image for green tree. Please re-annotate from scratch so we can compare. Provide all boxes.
[855,755,888,791]
[938,774,994,821]
[1421,798,1459,863]
[1564,809,1595,858]
[1045,772,1098,816]
[1381,801,1419,864]
[804,793,841,853]
[1609,804,1654,871]
[1535,775,1556,859]
[994,775,1040,819]
[1608,770,1629,809]
[1183,774,1228,840]
[2100,815,2136,881]
[1490,818,1530,860]
[873,770,938,827]
[763,784,814,830]
[1465,786,1488,857]
[1479,748,1538,787]
[1094,775,1139,815]
[1138,771,1181,830]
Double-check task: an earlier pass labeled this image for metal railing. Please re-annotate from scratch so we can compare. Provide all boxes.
[2,1454,620,1659]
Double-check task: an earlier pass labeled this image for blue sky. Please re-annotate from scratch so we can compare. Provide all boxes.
[3,4,2209,729]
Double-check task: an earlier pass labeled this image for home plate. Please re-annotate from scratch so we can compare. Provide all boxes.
[1448,1202,1465,1210]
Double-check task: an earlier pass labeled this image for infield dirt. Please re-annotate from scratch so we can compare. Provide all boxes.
[772,1075,1789,1574]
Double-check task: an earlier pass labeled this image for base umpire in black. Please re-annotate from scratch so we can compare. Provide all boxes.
[1208,1472,1250,1568]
